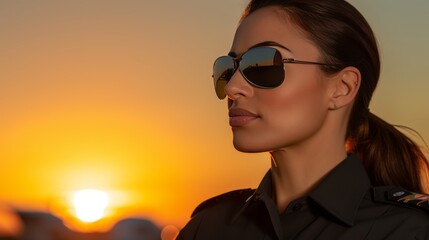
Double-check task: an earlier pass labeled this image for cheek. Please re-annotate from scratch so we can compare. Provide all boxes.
[231,70,330,153]
[258,74,329,145]
[268,78,326,119]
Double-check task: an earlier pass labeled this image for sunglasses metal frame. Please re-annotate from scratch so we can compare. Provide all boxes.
[213,46,343,99]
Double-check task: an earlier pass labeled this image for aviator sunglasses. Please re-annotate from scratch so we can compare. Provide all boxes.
[213,46,342,99]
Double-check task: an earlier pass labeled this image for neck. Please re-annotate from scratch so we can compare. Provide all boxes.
[269,113,348,212]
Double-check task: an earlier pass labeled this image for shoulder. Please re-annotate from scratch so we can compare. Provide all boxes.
[176,189,254,240]
[371,186,429,214]
[363,186,429,238]
[191,188,254,217]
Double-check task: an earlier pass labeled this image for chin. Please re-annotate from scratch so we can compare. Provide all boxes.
[232,138,269,153]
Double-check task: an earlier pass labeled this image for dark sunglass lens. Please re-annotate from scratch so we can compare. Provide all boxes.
[240,48,284,88]
[213,56,234,99]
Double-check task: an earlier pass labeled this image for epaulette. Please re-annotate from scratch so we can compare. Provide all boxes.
[191,188,254,217]
[373,186,429,213]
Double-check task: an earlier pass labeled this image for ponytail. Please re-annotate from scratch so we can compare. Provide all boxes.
[346,111,429,193]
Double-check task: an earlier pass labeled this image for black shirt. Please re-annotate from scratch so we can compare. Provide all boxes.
[177,154,429,239]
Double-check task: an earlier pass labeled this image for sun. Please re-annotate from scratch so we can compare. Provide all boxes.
[73,189,109,223]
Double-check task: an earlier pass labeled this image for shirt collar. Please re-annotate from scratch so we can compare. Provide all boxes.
[231,153,371,227]
[308,153,371,226]
[230,170,272,224]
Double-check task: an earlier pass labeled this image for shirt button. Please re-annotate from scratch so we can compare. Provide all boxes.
[292,202,303,212]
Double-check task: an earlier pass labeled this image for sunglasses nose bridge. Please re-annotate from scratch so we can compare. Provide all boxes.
[233,57,240,72]
[225,57,240,82]
[224,60,254,100]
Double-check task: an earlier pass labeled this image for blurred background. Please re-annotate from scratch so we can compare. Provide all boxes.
[0,0,428,239]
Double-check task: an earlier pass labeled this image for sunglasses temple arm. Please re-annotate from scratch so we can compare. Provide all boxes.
[283,58,341,68]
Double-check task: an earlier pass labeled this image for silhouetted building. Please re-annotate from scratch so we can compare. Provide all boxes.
[16,211,75,240]
[14,210,163,240]
[110,218,161,240]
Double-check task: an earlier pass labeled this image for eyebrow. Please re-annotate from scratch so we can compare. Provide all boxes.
[228,41,293,57]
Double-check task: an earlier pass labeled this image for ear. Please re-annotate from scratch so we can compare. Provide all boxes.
[328,66,361,110]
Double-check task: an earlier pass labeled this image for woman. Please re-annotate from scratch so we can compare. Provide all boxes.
[178,0,429,239]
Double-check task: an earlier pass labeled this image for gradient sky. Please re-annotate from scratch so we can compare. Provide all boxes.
[1,0,428,233]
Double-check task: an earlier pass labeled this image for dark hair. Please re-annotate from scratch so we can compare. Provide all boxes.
[241,0,429,192]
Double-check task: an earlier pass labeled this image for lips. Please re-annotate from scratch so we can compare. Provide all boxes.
[228,108,259,127]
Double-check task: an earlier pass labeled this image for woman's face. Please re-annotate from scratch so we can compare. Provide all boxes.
[226,6,332,153]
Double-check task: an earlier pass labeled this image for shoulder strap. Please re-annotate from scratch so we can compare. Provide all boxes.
[191,188,254,217]
[373,186,429,213]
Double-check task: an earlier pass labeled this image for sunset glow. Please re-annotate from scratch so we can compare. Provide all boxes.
[0,0,428,237]
[73,189,109,223]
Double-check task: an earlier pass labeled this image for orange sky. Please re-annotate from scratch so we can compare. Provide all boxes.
[1,0,428,234]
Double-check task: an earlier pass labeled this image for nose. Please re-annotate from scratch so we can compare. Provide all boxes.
[224,69,254,100]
